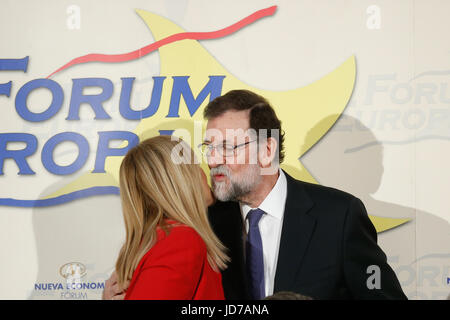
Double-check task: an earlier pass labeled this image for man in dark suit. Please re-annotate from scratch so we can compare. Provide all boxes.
[201,89,407,300]
[103,89,407,300]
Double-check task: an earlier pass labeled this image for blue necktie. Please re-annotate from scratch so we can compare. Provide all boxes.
[245,208,265,299]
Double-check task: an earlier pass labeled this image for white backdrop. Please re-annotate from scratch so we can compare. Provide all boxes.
[0,0,449,299]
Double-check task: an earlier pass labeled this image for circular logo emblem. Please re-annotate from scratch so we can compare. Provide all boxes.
[59,262,87,279]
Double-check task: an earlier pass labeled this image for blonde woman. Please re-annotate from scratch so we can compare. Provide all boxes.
[115,135,228,299]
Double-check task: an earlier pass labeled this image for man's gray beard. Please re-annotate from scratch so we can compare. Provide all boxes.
[211,165,261,203]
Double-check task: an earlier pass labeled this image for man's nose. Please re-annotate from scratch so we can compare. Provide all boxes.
[207,147,223,168]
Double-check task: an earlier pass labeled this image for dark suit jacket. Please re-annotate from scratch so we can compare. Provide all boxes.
[208,171,407,300]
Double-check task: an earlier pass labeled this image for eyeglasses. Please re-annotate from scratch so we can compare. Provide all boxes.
[198,140,257,157]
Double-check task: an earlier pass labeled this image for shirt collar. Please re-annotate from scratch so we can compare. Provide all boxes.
[240,169,287,221]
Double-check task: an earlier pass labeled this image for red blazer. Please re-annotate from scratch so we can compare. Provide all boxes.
[124,220,224,300]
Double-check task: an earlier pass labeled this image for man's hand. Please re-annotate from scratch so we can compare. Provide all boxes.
[102,271,129,300]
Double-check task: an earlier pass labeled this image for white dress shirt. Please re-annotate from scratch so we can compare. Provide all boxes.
[239,169,287,297]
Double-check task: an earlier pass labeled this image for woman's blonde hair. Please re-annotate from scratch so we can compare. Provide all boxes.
[115,135,229,289]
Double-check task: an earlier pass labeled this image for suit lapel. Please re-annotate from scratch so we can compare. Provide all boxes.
[212,200,250,299]
[229,205,250,298]
[274,172,316,292]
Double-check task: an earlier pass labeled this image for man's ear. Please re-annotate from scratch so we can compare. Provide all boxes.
[258,137,278,168]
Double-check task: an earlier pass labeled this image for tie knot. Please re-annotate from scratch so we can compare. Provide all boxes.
[247,208,265,228]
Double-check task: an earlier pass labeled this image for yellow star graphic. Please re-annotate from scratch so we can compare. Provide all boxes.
[45,9,408,232]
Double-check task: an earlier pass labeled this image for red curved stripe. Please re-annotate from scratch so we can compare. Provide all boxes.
[47,6,277,78]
